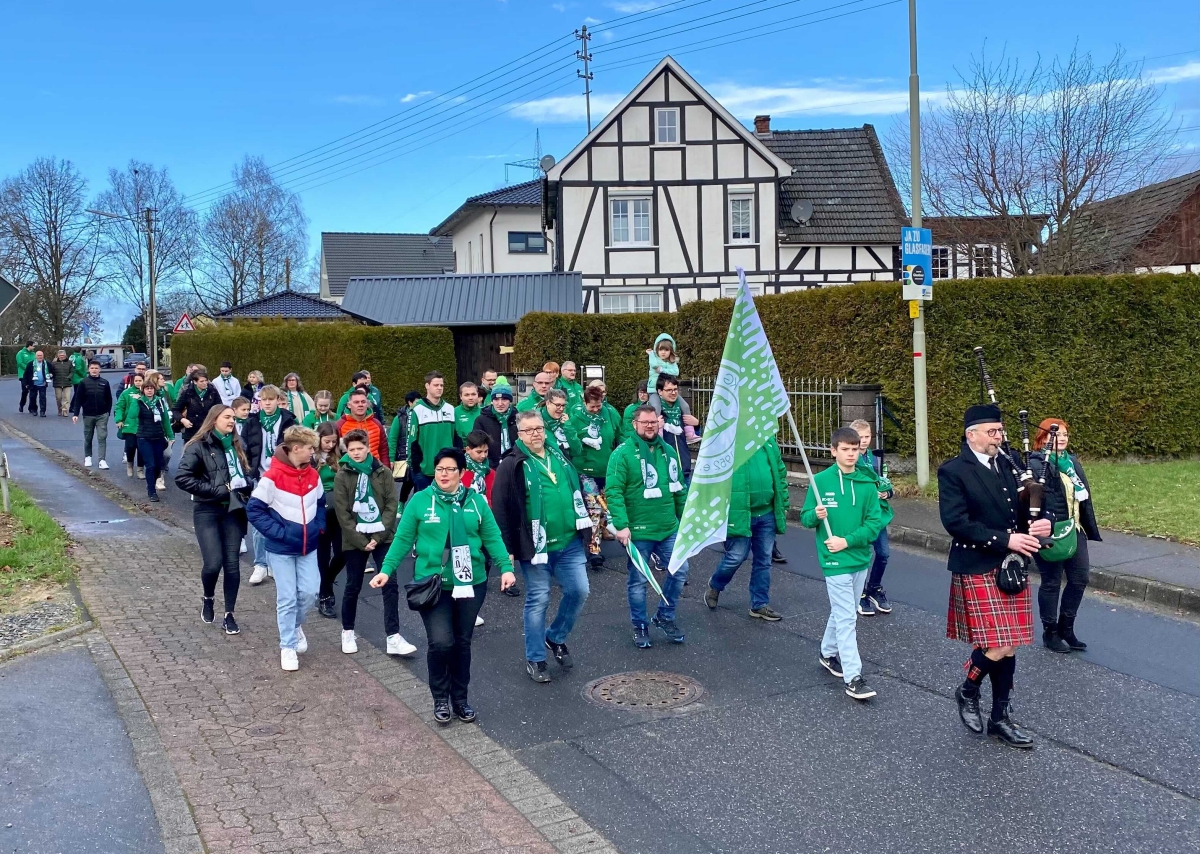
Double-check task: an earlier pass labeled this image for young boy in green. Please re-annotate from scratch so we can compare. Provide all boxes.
[800,426,884,701]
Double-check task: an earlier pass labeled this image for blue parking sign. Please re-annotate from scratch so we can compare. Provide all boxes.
[901,227,933,300]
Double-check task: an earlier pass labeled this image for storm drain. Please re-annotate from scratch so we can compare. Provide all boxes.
[583,671,704,711]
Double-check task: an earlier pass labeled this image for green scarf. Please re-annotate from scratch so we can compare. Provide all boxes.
[660,397,684,436]
[341,454,385,534]
[285,390,311,418]
[632,434,682,499]
[516,439,591,564]
[465,454,490,495]
[490,405,514,454]
[1052,451,1089,501]
[431,484,476,597]
[579,408,605,450]
[259,409,282,463]
[216,430,248,490]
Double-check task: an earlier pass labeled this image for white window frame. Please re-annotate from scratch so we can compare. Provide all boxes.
[599,291,663,314]
[728,194,754,243]
[610,196,653,246]
[722,282,763,298]
[654,108,680,145]
[931,246,949,279]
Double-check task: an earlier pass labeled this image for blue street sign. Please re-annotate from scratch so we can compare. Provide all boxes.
[901,226,933,301]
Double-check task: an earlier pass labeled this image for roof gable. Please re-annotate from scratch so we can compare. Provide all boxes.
[545,56,793,181]
[431,179,543,235]
[320,232,454,297]
[216,291,366,321]
[1069,169,1200,262]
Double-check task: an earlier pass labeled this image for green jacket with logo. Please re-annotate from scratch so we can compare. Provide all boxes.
[406,398,458,477]
[605,436,686,541]
[728,438,789,538]
[799,464,884,576]
[114,387,170,437]
[569,407,619,478]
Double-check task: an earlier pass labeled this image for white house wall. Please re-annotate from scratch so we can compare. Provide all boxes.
[450,207,551,274]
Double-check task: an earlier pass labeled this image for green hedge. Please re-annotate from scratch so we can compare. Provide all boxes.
[515,274,1200,460]
[171,320,457,413]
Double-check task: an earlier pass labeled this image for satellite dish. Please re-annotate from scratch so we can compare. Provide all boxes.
[790,200,814,225]
[539,154,557,173]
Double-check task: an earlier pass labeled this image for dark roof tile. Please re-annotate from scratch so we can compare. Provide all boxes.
[321,233,454,297]
[217,292,359,320]
[431,179,543,235]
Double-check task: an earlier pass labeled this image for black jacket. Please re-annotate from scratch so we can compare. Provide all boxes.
[172,384,223,438]
[938,445,1031,575]
[474,405,517,469]
[1028,451,1102,542]
[69,375,113,418]
[242,409,297,474]
[174,433,253,509]
[492,444,584,562]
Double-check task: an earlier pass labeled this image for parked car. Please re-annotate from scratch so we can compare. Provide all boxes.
[92,353,115,369]
[123,352,149,369]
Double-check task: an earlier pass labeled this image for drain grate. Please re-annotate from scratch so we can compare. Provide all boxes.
[583,671,704,711]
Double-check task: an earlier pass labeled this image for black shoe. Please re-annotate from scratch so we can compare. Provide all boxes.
[955,686,983,734]
[201,597,215,624]
[857,595,876,616]
[545,638,573,670]
[223,613,239,635]
[1058,618,1087,651]
[452,702,476,723]
[652,615,685,643]
[433,700,452,725]
[503,584,523,597]
[988,714,1034,748]
[633,624,652,649]
[845,676,877,700]
[526,660,552,683]
[868,590,893,614]
[772,544,787,564]
[819,654,843,678]
[1043,627,1071,654]
[148,494,160,503]
[317,596,336,618]
[703,587,719,609]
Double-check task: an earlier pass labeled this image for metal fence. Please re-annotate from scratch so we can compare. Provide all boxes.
[686,377,844,460]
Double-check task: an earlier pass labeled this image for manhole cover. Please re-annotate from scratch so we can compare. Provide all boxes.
[247,724,283,737]
[583,671,703,710]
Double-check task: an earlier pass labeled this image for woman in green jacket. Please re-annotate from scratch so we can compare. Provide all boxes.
[113,374,146,478]
[373,448,515,726]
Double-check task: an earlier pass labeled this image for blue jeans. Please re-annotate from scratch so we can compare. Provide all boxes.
[865,528,890,595]
[267,551,320,650]
[250,527,268,566]
[520,538,589,663]
[709,512,775,609]
[136,437,166,498]
[412,472,432,492]
[628,532,689,627]
[820,569,868,683]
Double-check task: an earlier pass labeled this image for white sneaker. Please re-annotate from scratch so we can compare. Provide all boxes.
[84,456,92,468]
[98,459,110,470]
[386,634,417,656]
[239,540,247,554]
[280,648,299,672]
[341,630,358,654]
[249,564,269,585]
[475,615,485,627]
[295,626,308,654]
[155,475,166,490]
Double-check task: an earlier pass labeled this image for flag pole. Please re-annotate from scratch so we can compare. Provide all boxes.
[784,409,834,539]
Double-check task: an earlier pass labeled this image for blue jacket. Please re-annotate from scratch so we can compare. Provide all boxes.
[246,448,325,556]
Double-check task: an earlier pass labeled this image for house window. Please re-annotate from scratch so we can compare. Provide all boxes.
[508,232,546,253]
[600,292,663,314]
[973,246,995,277]
[611,197,652,245]
[729,196,753,242]
[931,246,949,279]
[722,282,763,298]
[655,108,679,144]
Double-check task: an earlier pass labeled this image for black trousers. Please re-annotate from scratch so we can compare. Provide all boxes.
[1036,532,1090,626]
[317,523,344,599]
[194,502,246,613]
[420,582,487,704]
[123,434,143,466]
[19,378,29,410]
[341,541,399,635]
[28,384,46,415]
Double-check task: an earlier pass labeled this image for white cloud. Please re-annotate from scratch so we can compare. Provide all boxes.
[1148,60,1200,85]
[551,2,569,11]
[607,0,662,12]
[401,90,434,103]
[583,15,602,24]
[510,92,624,123]
[332,94,384,106]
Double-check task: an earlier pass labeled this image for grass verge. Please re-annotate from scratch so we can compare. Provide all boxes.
[0,484,74,608]
[1083,460,1200,545]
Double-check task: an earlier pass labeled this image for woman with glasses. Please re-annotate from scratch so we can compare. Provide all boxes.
[372,448,515,724]
[1028,418,1101,653]
[539,388,580,460]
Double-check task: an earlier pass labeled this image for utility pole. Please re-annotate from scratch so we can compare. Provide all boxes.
[145,208,158,370]
[285,257,291,292]
[907,0,929,487]
[575,25,594,132]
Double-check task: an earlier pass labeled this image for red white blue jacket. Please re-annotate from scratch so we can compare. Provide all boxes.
[246,448,325,556]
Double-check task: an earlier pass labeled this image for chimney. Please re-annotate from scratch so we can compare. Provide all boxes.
[753,115,771,137]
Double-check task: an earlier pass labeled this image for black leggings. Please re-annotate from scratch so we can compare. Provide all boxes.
[1036,532,1090,626]
[317,523,344,599]
[341,541,399,635]
[194,503,246,613]
[420,582,487,703]
[123,434,143,466]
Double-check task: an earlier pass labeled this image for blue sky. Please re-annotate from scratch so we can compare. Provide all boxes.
[2,0,1197,337]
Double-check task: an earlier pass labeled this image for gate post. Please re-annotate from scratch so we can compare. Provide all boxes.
[838,383,882,431]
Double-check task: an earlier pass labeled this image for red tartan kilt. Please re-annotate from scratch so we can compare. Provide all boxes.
[947,570,1033,648]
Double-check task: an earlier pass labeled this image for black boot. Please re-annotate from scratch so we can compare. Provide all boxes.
[954,685,983,734]
[987,704,1034,748]
[1057,616,1087,651]
[772,544,787,564]
[1042,625,1070,654]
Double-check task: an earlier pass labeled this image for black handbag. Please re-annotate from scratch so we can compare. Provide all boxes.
[995,552,1029,595]
[404,573,441,611]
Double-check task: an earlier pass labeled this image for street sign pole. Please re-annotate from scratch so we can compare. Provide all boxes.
[907,0,930,488]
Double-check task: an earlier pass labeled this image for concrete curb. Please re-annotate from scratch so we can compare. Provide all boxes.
[0,619,95,662]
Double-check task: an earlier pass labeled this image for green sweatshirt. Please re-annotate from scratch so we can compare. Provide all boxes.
[406,398,457,477]
[555,377,583,411]
[380,488,513,588]
[335,384,382,416]
[799,464,884,576]
[302,409,336,429]
[113,386,142,436]
[605,436,686,541]
[454,403,481,442]
[15,348,35,377]
[70,353,87,385]
[569,407,618,478]
[517,391,544,412]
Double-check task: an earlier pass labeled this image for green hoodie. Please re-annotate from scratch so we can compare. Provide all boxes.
[799,464,884,576]
[555,376,583,410]
[517,390,544,412]
[605,435,686,541]
[454,402,481,442]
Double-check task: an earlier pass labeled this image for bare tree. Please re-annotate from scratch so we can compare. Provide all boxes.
[887,45,1175,275]
[0,157,110,343]
[190,156,308,311]
[93,160,198,351]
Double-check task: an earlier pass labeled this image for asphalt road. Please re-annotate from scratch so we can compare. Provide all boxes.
[5,373,1200,854]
